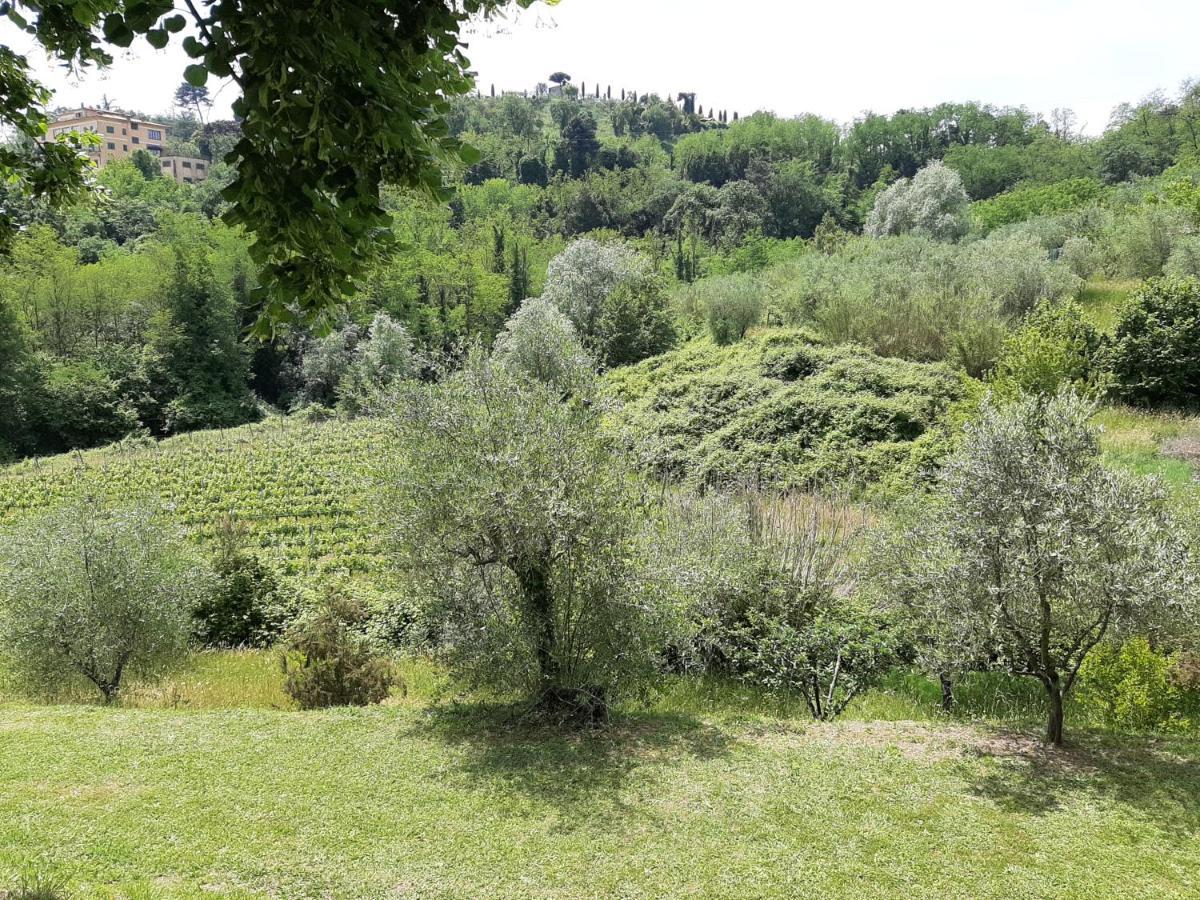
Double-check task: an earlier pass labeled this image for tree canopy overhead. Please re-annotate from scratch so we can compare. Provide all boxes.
[1,0,553,333]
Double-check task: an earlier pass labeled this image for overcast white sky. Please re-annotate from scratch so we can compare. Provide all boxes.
[6,0,1200,134]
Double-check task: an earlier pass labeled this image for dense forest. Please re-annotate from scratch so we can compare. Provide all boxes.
[4,79,1200,461]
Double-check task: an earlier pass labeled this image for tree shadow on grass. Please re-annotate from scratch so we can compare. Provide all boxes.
[959,729,1200,836]
[402,700,740,832]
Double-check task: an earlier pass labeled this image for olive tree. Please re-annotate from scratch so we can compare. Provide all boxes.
[336,312,417,416]
[865,161,971,242]
[492,297,596,395]
[866,390,1195,745]
[381,349,662,721]
[0,500,211,703]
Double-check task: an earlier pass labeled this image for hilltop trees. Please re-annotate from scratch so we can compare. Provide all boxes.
[867,390,1196,745]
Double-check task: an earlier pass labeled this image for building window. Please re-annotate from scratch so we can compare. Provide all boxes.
[148,129,162,140]
[182,161,192,168]
[196,163,206,170]
[122,144,128,151]
[106,125,114,133]
[132,137,139,144]
[161,160,171,167]
[130,122,139,130]
[107,142,115,150]
[121,128,126,135]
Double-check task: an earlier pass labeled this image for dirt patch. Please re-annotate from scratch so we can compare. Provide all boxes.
[1163,435,1200,470]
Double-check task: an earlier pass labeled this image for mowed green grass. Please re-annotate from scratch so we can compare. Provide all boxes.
[1,655,1198,899]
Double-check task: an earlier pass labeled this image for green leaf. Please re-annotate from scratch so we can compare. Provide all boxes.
[458,143,481,166]
[146,29,168,50]
[163,14,187,33]
[184,65,209,87]
[182,35,205,58]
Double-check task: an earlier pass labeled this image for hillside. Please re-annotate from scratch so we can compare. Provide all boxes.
[0,418,395,578]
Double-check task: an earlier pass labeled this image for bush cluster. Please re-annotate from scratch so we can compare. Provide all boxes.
[280,591,398,710]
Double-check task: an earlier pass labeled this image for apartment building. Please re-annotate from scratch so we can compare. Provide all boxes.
[44,107,208,184]
[158,155,210,184]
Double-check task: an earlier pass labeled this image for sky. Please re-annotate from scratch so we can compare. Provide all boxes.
[5,0,1200,135]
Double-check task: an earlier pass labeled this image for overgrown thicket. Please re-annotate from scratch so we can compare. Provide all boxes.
[606,329,965,488]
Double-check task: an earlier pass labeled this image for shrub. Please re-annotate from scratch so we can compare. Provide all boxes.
[865,162,970,242]
[962,234,1081,316]
[695,273,765,345]
[193,517,293,648]
[989,300,1107,398]
[280,591,397,709]
[971,178,1105,233]
[645,488,894,719]
[0,499,210,703]
[1103,205,1191,278]
[763,234,1074,370]
[1077,638,1186,732]
[1165,236,1200,278]
[1060,236,1101,280]
[730,605,897,720]
[1108,276,1200,407]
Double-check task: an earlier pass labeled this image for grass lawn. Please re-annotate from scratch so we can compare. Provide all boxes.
[1,655,1198,898]
[1078,279,1138,334]
[1096,405,1200,491]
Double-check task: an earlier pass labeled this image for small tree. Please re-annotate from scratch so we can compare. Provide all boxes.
[865,161,971,242]
[492,297,596,395]
[866,390,1196,745]
[383,350,661,721]
[194,517,291,648]
[336,312,417,416]
[0,499,210,703]
[697,274,765,345]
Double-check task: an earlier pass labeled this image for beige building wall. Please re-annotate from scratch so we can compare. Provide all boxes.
[158,155,210,184]
[44,107,205,183]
